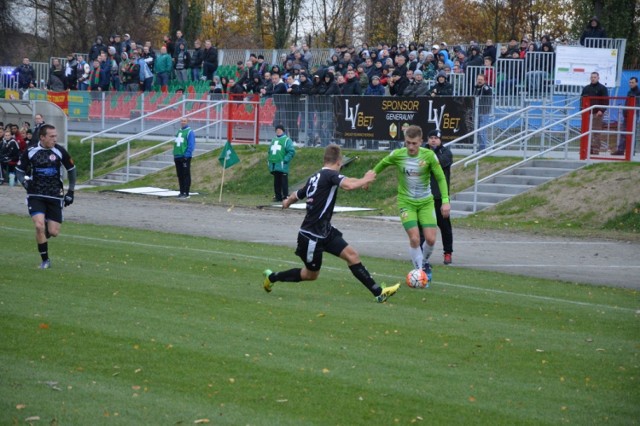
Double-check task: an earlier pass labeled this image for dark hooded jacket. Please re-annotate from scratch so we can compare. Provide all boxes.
[317,71,340,95]
[580,17,607,46]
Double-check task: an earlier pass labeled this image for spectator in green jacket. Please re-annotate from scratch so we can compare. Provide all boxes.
[155,46,173,92]
[267,124,296,202]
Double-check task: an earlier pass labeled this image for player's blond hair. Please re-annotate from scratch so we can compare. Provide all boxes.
[324,144,342,165]
[404,125,423,140]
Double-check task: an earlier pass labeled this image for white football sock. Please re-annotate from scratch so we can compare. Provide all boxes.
[422,242,434,262]
[409,246,423,269]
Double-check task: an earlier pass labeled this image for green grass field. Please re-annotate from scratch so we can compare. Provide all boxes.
[1,214,638,425]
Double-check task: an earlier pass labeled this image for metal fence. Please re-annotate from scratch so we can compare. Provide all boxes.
[67,90,640,157]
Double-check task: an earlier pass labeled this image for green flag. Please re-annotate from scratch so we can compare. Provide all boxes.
[218,141,240,169]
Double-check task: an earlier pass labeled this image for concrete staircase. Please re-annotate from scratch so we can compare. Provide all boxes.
[450,159,585,218]
[87,141,219,186]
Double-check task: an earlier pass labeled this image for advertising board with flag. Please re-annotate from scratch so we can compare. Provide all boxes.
[218,140,240,169]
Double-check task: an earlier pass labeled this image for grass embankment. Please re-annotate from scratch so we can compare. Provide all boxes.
[71,138,640,240]
[0,216,638,424]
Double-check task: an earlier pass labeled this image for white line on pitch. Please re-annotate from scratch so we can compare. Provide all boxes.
[1,225,637,313]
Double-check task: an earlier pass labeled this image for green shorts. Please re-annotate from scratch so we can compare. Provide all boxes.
[398,197,436,230]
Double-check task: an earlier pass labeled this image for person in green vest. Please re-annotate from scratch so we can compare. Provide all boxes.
[267,124,296,202]
[174,117,196,199]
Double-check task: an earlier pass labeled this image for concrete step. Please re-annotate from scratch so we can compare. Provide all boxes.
[530,159,584,170]
[453,191,514,204]
[491,174,552,186]
[122,166,165,175]
[475,182,535,195]
[449,200,495,213]
[104,172,145,181]
[511,167,570,177]
[88,178,125,187]
[138,160,175,168]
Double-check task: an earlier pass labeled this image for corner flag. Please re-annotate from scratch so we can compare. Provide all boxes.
[218,141,240,169]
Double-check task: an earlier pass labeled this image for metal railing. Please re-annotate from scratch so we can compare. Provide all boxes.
[458,103,638,213]
[85,97,260,180]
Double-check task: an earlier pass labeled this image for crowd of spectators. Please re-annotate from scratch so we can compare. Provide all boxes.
[0,118,38,185]
[7,15,612,98]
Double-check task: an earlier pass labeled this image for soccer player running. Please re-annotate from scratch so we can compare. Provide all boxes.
[263,144,400,303]
[372,125,450,282]
[16,124,77,269]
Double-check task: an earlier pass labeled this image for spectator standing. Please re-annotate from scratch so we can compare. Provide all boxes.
[15,124,77,269]
[89,59,103,91]
[173,117,196,199]
[483,56,496,87]
[32,114,45,147]
[76,55,90,90]
[191,39,204,81]
[89,36,107,61]
[13,57,36,90]
[0,129,21,186]
[106,47,121,91]
[581,71,609,155]
[267,124,296,202]
[122,33,132,54]
[119,52,140,92]
[155,46,172,92]
[483,39,497,64]
[136,52,154,92]
[175,30,187,49]
[473,74,493,150]
[47,59,65,91]
[141,45,156,74]
[425,130,453,264]
[262,144,399,304]
[580,16,607,46]
[284,74,301,141]
[173,42,191,84]
[202,40,218,81]
[64,53,78,90]
[162,34,175,57]
[615,77,640,155]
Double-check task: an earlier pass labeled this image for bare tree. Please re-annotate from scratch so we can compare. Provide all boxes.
[364,0,402,44]
[268,0,303,48]
[14,0,161,61]
[403,0,443,44]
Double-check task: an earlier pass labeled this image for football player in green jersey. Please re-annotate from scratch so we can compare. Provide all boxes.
[372,125,450,281]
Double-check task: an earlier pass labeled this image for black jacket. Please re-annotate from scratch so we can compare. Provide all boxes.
[581,82,608,114]
[427,143,452,200]
[340,75,361,95]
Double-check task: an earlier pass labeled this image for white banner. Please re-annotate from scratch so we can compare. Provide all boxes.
[554,45,618,87]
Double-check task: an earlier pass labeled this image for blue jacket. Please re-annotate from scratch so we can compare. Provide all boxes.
[174,125,196,158]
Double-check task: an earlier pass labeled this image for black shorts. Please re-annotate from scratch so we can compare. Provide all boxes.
[295,227,349,272]
[27,196,64,223]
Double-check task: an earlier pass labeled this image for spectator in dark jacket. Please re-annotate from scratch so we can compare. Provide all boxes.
[580,16,607,46]
[430,71,453,96]
[340,69,361,95]
[13,57,36,90]
[191,39,204,81]
[201,40,218,81]
[89,36,108,61]
[365,75,385,96]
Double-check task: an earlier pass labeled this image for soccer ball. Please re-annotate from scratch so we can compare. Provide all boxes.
[406,268,429,288]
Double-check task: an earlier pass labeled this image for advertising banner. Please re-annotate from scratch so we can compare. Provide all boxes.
[333,96,475,142]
